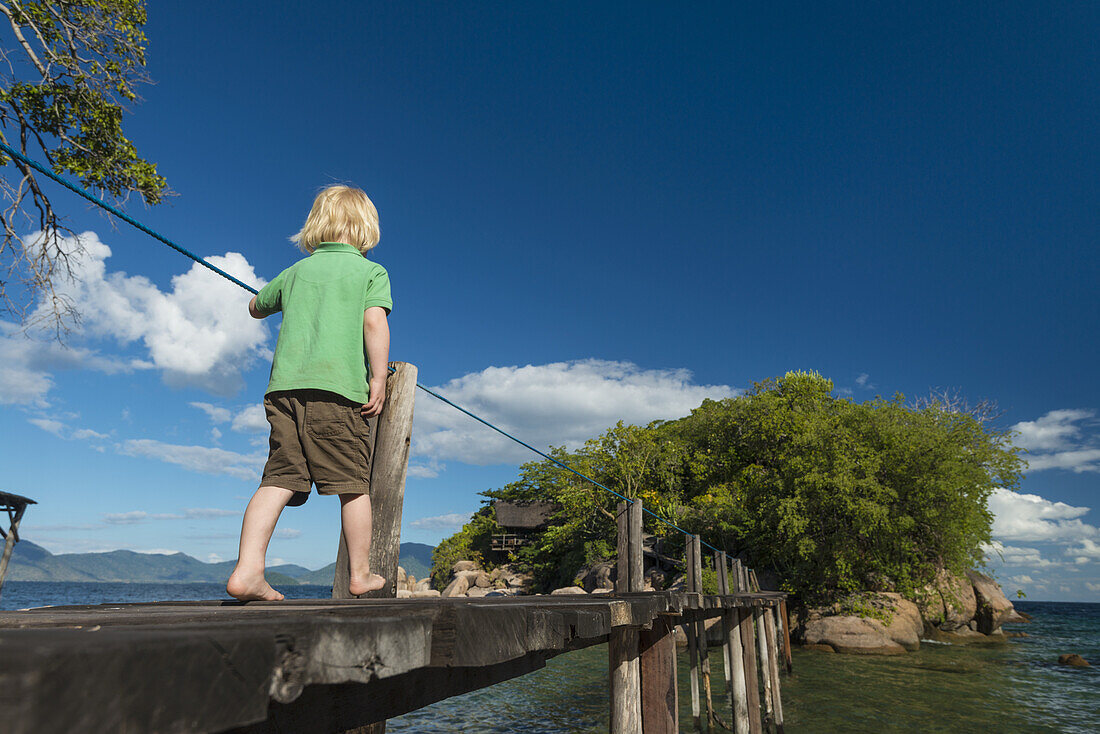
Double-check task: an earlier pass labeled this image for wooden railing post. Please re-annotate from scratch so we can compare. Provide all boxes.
[718,553,749,734]
[763,604,786,734]
[333,361,417,602]
[684,536,702,730]
[611,499,643,733]
[779,601,793,674]
[691,535,714,730]
[332,362,416,734]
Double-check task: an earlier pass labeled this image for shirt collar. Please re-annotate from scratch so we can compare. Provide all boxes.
[314,242,363,255]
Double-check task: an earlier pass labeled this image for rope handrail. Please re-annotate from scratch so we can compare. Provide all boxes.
[0,142,721,554]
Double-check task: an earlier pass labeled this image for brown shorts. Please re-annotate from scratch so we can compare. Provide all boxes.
[259,389,376,499]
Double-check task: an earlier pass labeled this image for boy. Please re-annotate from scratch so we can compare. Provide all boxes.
[227,185,392,601]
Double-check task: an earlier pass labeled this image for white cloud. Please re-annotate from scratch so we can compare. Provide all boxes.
[274,528,302,539]
[29,417,67,437]
[409,512,473,530]
[191,402,232,423]
[25,231,270,395]
[989,489,1097,543]
[231,404,267,433]
[1013,409,1093,451]
[407,458,443,479]
[182,508,240,519]
[71,428,109,440]
[1008,575,1034,585]
[1014,409,1100,473]
[1067,537,1100,561]
[855,373,874,389]
[117,438,265,481]
[207,553,225,563]
[1086,582,1100,593]
[1026,449,1100,474]
[984,541,1057,568]
[412,360,737,466]
[0,321,146,406]
[103,510,181,524]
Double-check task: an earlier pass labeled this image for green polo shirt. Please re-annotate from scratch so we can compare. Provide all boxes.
[254,242,392,404]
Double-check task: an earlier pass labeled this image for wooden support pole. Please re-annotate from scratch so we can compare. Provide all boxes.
[0,504,26,599]
[333,361,417,601]
[611,499,644,734]
[739,608,763,734]
[684,536,701,731]
[690,535,714,731]
[639,616,678,734]
[763,606,785,734]
[332,362,416,734]
[716,552,731,691]
[778,601,793,674]
[611,627,643,734]
[725,608,750,734]
[755,608,775,730]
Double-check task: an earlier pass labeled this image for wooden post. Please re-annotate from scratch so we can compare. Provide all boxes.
[684,536,701,731]
[332,362,416,734]
[0,502,27,599]
[639,616,678,734]
[739,607,763,734]
[616,502,630,593]
[763,606,785,734]
[611,499,644,734]
[629,499,644,592]
[690,535,714,731]
[718,554,750,734]
[778,601,793,674]
[333,362,417,601]
[755,608,775,730]
[716,552,731,690]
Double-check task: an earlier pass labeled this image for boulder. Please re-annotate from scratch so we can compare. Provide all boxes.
[466,586,492,598]
[966,570,1015,635]
[925,627,1006,645]
[577,562,615,592]
[473,570,492,588]
[1004,609,1030,624]
[591,588,612,594]
[875,593,923,651]
[1058,654,1090,667]
[918,569,976,631]
[407,575,417,589]
[412,589,442,598]
[485,589,516,597]
[550,586,588,595]
[397,566,407,584]
[802,615,907,655]
[442,574,470,598]
[396,589,412,598]
[452,560,479,573]
[415,578,432,592]
[646,569,668,590]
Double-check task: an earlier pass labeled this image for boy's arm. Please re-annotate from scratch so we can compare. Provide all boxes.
[361,306,390,418]
[248,296,268,319]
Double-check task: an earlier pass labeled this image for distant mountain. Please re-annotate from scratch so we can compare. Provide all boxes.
[5,540,435,586]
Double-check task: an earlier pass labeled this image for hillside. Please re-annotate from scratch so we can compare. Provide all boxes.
[6,540,435,586]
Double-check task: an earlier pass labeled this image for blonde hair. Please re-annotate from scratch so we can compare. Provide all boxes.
[291,185,381,254]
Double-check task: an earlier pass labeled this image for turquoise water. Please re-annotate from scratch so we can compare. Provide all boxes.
[3,583,1097,732]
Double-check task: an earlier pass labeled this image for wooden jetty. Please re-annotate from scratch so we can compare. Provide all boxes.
[0,363,791,732]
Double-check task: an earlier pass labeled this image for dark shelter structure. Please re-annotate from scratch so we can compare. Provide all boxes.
[0,490,35,599]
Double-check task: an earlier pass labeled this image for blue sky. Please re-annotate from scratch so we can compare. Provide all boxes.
[1,2,1097,601]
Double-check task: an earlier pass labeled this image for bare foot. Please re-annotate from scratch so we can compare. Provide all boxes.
[227,570,285,602]
[349,572,386,596]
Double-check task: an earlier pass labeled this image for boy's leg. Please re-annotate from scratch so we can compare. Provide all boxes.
[227,485,295,601]
[340,493,386,595]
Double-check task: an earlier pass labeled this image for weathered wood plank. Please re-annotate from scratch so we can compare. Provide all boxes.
[739,608,763,734]
[639,615,677,734]
[764,606,786,733]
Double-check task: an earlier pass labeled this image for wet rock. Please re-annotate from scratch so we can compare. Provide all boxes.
[1058,654,1090,667]
[803,615,907,655]
[875,593,923,652]
[966,570,1015,635]
[925,627,1006,645]
[803,644,836,653]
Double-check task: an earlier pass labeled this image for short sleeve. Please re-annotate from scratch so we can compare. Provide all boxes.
[363,265,393,313]
[254,268,288,315]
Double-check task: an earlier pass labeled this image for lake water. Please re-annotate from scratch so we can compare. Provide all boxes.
[2,582,1097,732]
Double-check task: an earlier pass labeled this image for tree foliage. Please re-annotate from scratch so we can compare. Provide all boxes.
[438,372,1024,603]
[0,0,168,333]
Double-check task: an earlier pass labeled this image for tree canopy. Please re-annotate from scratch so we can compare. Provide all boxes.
[0,0,167,333]
[432,372,1024,602]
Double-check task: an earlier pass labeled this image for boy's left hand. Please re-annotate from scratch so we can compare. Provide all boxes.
[361,377,387,418]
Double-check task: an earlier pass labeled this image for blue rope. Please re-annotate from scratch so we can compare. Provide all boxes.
[0,142,259,295]
[0,142,720,554]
